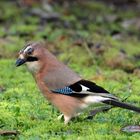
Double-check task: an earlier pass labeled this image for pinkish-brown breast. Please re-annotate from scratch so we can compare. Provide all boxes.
[34,73,84,116]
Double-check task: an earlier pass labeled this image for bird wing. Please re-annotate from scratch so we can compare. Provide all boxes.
[51,80,118,100]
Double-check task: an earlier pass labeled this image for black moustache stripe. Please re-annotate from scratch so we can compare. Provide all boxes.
[27,57,38,62]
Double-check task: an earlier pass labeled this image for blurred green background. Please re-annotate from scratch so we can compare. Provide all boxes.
[0,0,140,139]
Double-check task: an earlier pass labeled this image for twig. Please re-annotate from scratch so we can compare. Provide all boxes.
[0,130,19,136]
[83,42,95,65]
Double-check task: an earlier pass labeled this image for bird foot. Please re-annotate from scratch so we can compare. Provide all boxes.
[57,114,64,120]
[57,114,72,124]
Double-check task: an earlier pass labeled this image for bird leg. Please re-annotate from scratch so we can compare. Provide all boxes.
[57,114,72,124]
[64,115,72,124]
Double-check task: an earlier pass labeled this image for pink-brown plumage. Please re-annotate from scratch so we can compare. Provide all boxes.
[16,41,140,124]
[19,42,83,123]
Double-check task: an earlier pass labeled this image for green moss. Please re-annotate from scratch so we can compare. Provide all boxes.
[0,58,140,139]
[0,1,140,139]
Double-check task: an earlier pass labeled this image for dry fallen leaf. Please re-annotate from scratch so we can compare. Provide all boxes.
[0,130,19,136]
[121,125,140,133]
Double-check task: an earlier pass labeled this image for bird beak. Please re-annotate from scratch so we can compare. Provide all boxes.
[15,58,26,67]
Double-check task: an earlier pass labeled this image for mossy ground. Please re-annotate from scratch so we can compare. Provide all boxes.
[0,1,140,139]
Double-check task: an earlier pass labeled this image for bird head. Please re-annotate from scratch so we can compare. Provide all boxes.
[16,42,46,73]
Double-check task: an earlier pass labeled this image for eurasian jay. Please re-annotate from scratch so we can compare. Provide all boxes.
[16,42,140,124]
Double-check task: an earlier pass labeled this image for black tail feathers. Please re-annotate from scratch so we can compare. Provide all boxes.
[102,99,140,113]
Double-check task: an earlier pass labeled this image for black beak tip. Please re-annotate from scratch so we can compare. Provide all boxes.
[15,59,26,67]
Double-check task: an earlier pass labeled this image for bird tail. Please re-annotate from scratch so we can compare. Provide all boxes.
[102,99,140,113]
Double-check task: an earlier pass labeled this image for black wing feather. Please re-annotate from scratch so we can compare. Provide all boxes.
[52,80,110,97]
[70,80,109,93]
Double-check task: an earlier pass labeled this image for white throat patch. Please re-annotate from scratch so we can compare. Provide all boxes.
[26,61,41,73]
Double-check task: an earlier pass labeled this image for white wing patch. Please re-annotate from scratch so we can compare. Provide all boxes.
[80,85,90,91]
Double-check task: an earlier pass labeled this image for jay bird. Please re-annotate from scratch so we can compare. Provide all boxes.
[16,42,140,124]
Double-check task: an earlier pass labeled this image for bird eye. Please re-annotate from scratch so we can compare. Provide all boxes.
[27,48,34,55]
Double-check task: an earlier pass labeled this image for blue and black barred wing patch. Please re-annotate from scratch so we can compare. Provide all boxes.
[51,86,73,95]
[51,85,88,98]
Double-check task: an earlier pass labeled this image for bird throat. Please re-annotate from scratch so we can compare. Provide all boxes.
[26,61,41,74]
